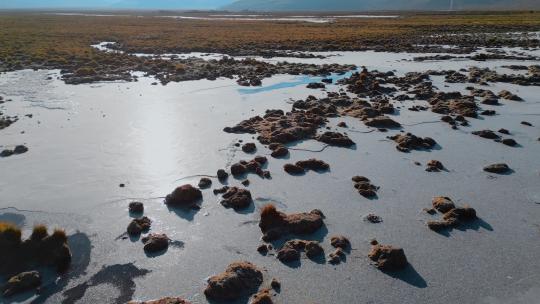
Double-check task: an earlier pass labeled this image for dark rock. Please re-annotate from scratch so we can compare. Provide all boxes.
[198,178,212,189]
[472,130,500,140]
[257,244,269,255]
[217,169,229,181]
[365,214,383,223]
[307,82,325,89]
[521,121,533,126]
[270,278,280,290]
[502,138,517,146]
[13,145,28,154]
[129,202,144,214]
[498,128,510,135]
[483,163,511,174]
[0,149,14,157]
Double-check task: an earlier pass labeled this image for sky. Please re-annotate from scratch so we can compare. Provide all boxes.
[0,0,236,9]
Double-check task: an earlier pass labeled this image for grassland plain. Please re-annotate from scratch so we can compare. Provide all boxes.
[1,11,540,66]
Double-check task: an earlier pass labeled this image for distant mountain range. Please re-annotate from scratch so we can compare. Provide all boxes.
[0,0,233,9]
[223,0,540,11]
[2,0,538,10]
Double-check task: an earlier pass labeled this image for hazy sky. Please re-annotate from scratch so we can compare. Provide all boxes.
[0,0,236,9]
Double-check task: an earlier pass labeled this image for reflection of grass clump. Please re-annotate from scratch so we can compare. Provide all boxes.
[0,222,71,276]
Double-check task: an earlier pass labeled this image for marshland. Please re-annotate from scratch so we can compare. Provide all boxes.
[0,7,539,304]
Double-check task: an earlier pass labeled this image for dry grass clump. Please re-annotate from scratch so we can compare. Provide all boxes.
[0,222,71,275]
[259,204,285,231]
[74,67,97,76]
[30,224,49,241]
[0,222,22,244]
[50,228,68,243]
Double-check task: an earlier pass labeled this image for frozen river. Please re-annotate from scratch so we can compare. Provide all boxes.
[0,46,539,303]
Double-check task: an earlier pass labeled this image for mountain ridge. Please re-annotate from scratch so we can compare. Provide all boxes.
[223,0,540,11]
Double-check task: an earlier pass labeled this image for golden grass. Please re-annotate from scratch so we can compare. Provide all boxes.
[0,221,22,244]
[50,229,68,243]
[30,224,49,241]
[0,11,539,67]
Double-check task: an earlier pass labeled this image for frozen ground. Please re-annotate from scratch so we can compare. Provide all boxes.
[0,47,539,303]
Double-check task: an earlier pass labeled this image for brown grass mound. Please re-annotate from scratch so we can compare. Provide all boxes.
[276,239,324,263]
[204,261,263,301]
[0,222,71,275]
[165,184,202,207]
[251,288,274,304]
[127,297,191,304]
[220,187,253,210]
[259,204,324,241]
[368,242,408,271]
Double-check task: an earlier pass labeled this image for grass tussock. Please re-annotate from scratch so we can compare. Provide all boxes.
[51,229,68,243]
[30,224,49,241]
[260,204,278,217]
[0,222,71,275]
[0,221,22,244]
